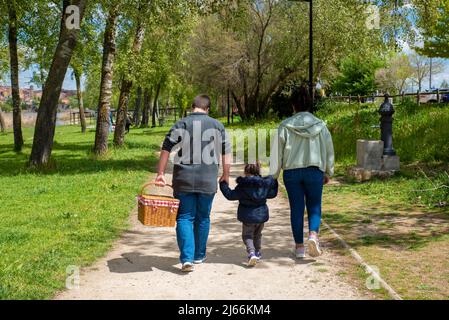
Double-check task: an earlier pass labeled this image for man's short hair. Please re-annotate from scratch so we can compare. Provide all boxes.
[192,95,211,111]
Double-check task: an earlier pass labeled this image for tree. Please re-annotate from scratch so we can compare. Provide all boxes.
[94,3,120,156]
[132,86,142,126]
[409,53,444,91]
[187,0,383,119]
[375,53,414,94]
[414,0,449,58]
[441,79,449,89]
[29,0,87,167]
[113,1,148,147]
[70,7,102,133]
[6,0,24,151]
[332,54,385,96]
[21,1,60,88]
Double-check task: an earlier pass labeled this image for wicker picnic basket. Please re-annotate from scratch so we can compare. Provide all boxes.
[137,182,180,227]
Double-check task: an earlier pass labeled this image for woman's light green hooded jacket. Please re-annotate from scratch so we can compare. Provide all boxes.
[271,112,335,179]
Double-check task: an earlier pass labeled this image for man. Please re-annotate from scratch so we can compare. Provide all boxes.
[155,95,231,272]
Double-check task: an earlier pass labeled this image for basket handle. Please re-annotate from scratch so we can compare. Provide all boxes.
[141,182,173,195]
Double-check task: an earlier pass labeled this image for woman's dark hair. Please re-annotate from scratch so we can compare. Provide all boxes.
[291,84,311,112]
[245,162,261,176]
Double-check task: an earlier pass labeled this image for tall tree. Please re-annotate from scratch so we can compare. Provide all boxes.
[151,82,161,128]
[376,53,414,94]
[94,3,120,156]
[7,0,24,151]
[73,68,86,132]
[414,0,449,58]
[140,87,152,127]
[409,53,444,91]
[187,0,381,119]
[29,0,87,167]
[132,86,142,126]
[113,2,147,147]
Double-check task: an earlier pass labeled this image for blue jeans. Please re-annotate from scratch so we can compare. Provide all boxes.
[174,192,215,264]
[283,167,324,245]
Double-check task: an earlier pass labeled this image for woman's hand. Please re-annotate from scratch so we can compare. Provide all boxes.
[324,175,331,185]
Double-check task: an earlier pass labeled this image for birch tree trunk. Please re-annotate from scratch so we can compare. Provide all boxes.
[94,4,120,156]
[29,0,87,166]
[113,20,146,146]
[74,70,87,133]
[7,1,24,151]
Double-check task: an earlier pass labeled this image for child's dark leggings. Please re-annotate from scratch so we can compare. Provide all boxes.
[242,223,264,254]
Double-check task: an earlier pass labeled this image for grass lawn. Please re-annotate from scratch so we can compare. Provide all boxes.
[0,125,167,299]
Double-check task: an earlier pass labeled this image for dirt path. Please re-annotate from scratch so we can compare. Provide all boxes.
[55,164,367,300]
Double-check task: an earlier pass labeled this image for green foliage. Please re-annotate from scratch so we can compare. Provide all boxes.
[331,54,385,96]
[415,0,449,58]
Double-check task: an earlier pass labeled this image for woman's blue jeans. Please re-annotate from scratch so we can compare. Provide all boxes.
[283,167,324,245]
[174,192,215,264]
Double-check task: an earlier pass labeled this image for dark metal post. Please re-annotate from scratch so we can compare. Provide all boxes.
[379,94,396,156]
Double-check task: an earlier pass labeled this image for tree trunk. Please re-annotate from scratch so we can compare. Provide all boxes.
[141,87,152,127]
[29,0,87,167]
[132,86,142,127]
[0,108,6,133]
[113,19,146,147]
[7,1,24,151]
[151,82,161,128]
[74,70,86,133]
[94,5,120,156]
[113,79,133,146]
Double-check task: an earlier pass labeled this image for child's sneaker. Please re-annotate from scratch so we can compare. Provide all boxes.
[247,253,258,267]
[295,246,306,259]
[181,262,195,272]
[255,251,262,260]
[308,235,322,257]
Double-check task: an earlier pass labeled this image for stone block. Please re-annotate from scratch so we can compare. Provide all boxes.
[382,155,400,171]
[357,140,384,171]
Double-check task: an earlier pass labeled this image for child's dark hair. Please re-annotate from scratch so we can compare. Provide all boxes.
[245,162,261,176]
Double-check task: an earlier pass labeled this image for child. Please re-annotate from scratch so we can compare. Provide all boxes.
[220,163,278,266]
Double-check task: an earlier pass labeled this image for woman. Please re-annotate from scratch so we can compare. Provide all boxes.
[271,85,334,258]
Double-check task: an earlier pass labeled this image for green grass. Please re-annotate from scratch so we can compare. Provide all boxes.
[0,125,167,299]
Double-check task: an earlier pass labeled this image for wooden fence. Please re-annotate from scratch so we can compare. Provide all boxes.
[326,90,449,105]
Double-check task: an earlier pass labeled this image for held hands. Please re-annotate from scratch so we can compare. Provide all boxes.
[155,174,167,187]
[219,174,230,185]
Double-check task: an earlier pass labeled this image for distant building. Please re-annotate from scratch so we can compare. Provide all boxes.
[0,86,76,109]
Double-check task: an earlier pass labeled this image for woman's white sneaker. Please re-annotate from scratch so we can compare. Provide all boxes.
[308,237,322,257]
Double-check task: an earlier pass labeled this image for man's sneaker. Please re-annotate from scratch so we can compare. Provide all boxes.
[181,262,195,272]
[308,236,322,257]
[255,251,262,260]
[295,246,306,259]
[193,256,207,264]
[248,253,258,267]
